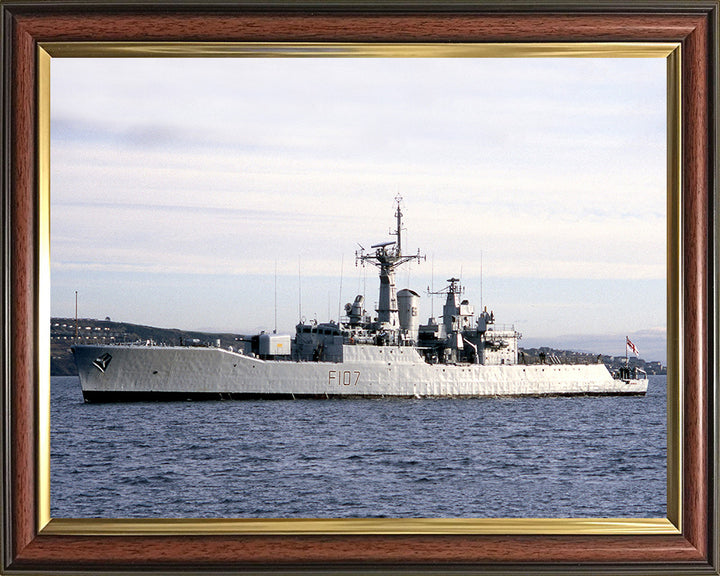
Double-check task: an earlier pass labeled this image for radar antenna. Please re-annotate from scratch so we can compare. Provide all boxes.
[427,277,465,298]
[355,195,425,271]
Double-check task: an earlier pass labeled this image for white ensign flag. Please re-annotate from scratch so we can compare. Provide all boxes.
[626,336,640,357]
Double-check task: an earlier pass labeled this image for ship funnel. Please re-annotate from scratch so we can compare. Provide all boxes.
[397,289,420,342]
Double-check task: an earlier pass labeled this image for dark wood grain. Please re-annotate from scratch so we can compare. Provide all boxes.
[10,11,38,562]
[11,11,708,43]
[9,534,709,568]
[2,2,716,573]
[680,9,711,561]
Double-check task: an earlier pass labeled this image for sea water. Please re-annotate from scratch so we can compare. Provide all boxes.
[50,375,666,518]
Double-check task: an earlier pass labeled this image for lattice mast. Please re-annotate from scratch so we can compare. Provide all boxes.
[356,195,425,330]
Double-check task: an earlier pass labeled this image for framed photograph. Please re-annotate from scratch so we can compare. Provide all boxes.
[2,1,717,574]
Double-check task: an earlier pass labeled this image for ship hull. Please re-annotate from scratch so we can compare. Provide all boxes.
[72,344,648,402]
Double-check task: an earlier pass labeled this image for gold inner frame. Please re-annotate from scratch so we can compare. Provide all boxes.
[36,42,682,536]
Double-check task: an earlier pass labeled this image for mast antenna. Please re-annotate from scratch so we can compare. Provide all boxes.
[74,290,78,343]
[391,193,405,256]
[274,260,278,334]
[431,256,435,318]
[338,254,344,323]
[480,251,483,312]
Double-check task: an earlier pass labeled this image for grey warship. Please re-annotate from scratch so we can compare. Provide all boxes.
[73,197,648,402]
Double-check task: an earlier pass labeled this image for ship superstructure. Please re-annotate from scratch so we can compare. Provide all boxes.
[72,197,648,401]
[293,197,520,368]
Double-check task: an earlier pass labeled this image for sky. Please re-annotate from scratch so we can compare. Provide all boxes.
[50,56,667,362]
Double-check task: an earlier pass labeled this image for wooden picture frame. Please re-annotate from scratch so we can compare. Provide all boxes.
[2,1,717,573]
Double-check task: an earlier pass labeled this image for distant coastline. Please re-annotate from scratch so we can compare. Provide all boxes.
[50,317,666,377]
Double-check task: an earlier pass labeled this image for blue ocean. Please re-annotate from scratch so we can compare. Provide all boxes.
[50,375,666,518]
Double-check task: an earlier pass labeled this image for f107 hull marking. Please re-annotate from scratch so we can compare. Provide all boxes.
[329,370,361,386]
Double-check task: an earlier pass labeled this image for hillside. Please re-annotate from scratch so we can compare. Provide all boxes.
[51,318,666,376]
